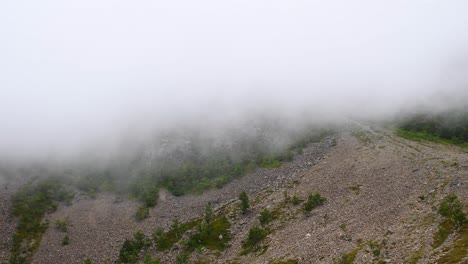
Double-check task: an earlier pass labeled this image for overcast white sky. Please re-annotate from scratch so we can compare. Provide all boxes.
[1,0,468,159]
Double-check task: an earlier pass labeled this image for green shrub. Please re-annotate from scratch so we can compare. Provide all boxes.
[259,209,273,227]
[239,191,250,214]
[118,231,152,264]
[187,215,231,251]
[333,245,363,264]
[303,193,326,215]
[433,194,467,248]
[438,194,467,228]
[261,159,282,168]
[242,226,268,254]
[152,219,200,251]
[62,235,70,246]
[175,252,190,264]
[153,228,172,251]
[136,207,150,221]
[291,195,302,205]
[143,255,160,264]
[204,203,214,223]
[10,177,75,263]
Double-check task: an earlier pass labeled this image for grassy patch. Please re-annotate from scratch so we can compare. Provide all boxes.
[241,226,269,255]
[186,215,232,251]
[303,193,326,215]
[9,177,74,264]
[118,231,152,264]
[143,255,160,264]
[153,219,200,251]
[437,225,468,263]
[334,244,364,264]
[270,259,299,264]
[349,185,362,195]
[408,247,424,264]
[368,240,382,257]
[62,235,70,246]
[239,191,250,214]
[397,129,465,146]
[135,206,150,221]
[398,110,468,147]
[433,194,467,248]
[259,209,276,227]
[175,252,190,264]
[291,195,303,205]
[433,218,456,248]
[55,219,67,232]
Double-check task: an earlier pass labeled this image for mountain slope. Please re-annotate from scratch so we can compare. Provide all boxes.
[2,124,467,264]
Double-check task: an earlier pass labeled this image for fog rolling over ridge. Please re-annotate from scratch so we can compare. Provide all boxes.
[1,0,468,161]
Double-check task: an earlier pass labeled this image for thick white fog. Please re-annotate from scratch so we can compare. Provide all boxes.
[1,0,468,159]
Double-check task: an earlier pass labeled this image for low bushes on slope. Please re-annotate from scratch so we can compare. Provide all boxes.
[398,110,468,147]
[433,194,467,248]
[9,177,74,264]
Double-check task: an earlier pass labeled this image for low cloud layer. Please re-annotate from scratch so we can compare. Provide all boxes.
[1,0,468,160]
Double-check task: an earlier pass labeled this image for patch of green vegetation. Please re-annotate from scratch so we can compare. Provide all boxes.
[303,193,326,215]
[291,195,303,205]
[397,129,465,147]
[62,235,70,246]
[175,252,190,264]
[339,224,347,231]
[261,159,282,168]
[130,185,159,208]
[368,240,382,257]
[135,206,150,221]
[259,209,275,227]
[153,218,200,251]
[84,258,93,264]
[408,247,424,264]
[118,231,152,264]
[437,225,468,263]
[125,128,334,199]
[349,185,361,195]
[186,214,232,251]
[55,219,67,232]
[143,255,160,264]
[270,259,299,264]
[433,194,467,248]
[241,226,269,255]
[434,218,456,248]
[9,177,75,264]
[239,191,250,214]
[397,110,468,148]
[334,244,364,264]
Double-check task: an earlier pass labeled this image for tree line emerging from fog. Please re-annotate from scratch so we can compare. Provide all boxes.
[398,109,468,147]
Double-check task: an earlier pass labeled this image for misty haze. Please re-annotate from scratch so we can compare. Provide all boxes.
[0,1,467,264]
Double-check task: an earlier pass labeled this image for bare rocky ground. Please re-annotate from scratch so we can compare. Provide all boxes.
[1,124,467,264]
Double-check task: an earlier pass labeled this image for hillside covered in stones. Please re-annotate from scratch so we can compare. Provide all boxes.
[1,123,466,264]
